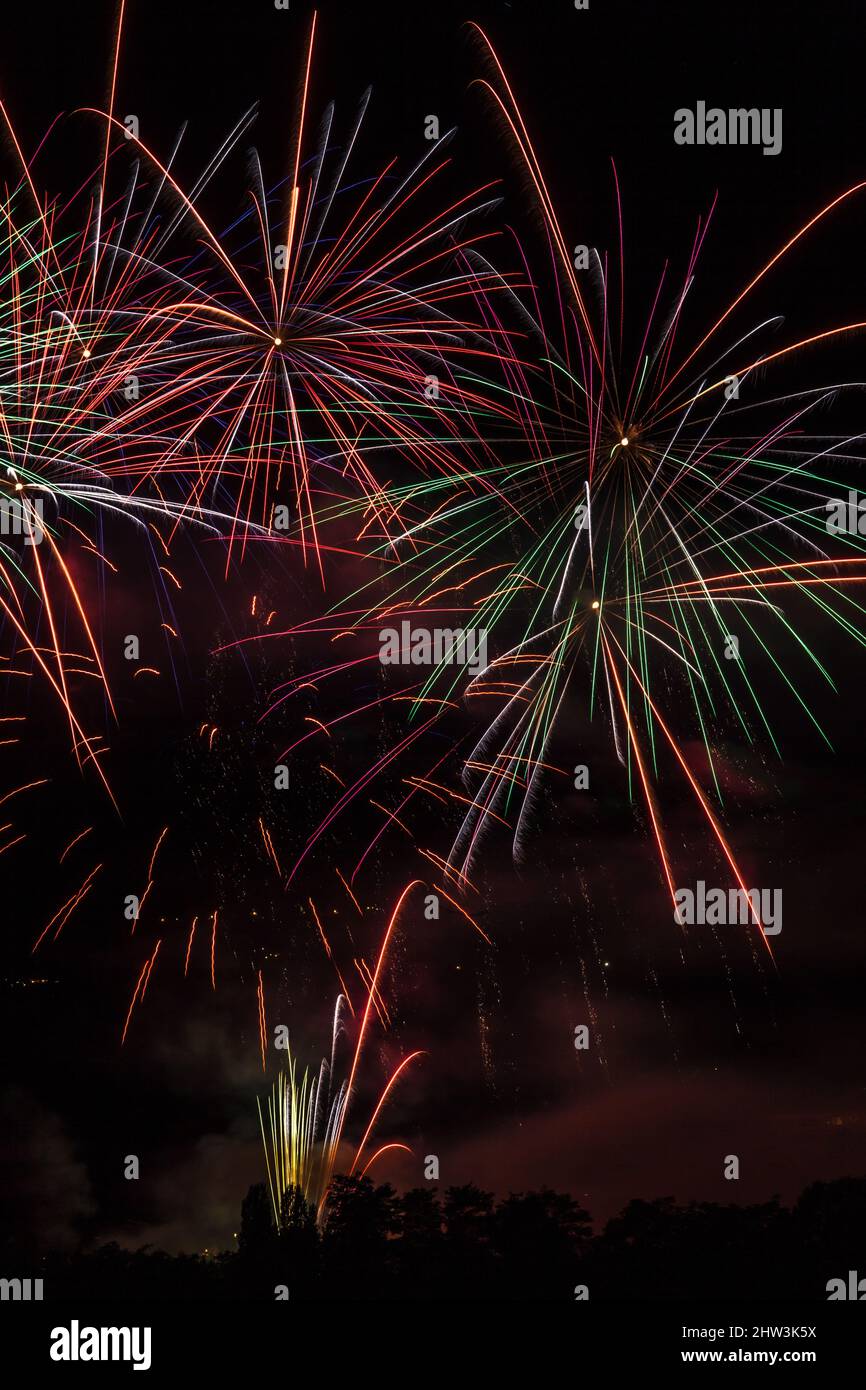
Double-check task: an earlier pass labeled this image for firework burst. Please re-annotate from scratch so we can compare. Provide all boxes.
[77,12,519,587]
[245,28,866,959]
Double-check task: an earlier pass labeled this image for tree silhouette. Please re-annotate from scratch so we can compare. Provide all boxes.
[394,1187,444,1297]
[794,1178,866,1294]
[277,1184,319,1296]
[320,1175,398,1297]
[21,1173,866,1301]
[239,1182,276,1260]
[443,1184,496,1296]
[493,1189,592,1298]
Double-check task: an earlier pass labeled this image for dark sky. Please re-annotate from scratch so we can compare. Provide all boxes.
[1,0,866,1258]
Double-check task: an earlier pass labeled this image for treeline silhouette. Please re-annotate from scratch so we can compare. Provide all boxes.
[23,1176,866,1300]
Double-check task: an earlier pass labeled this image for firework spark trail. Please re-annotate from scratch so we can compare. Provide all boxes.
[121,939,161,1045]
[58,826,93,864]
[257,970,267,1074]
[32,864,103,953]
[184,916,198,977]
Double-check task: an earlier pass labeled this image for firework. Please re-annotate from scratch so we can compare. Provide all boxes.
[0,136,271,790]
[75,12,520,584]
[259,883,423,1224]
[242,28,866,959]
[258,1001,350,1222]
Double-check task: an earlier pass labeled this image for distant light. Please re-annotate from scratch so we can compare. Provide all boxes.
[591,600,600,611]
[273,336,282,346]
[82,348,92,359]
[620,435,629,447]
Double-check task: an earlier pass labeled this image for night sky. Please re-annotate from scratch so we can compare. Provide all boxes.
[2,0,866,1264]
